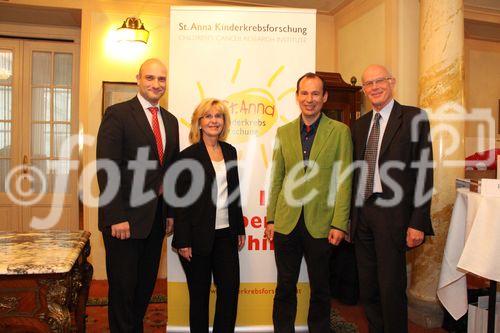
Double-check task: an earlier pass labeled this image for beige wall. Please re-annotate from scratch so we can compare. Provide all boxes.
[397,0,419,107]
[332,0,417,113]
[335,0,386,86]
[317,14,335,71]
[464,38,500,155]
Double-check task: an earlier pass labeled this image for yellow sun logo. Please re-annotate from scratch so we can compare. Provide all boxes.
[180,58,295,168]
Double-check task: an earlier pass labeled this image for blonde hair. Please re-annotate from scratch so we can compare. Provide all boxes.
[189,98,231,144]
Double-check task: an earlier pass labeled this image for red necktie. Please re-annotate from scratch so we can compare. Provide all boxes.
[148,107,164,166]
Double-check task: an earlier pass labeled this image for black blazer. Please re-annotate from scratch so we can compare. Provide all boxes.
[351,101,434,245]
[96,96,179,239]
[172,141,245,255]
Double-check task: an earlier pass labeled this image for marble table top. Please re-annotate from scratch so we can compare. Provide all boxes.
[0,230,90,275]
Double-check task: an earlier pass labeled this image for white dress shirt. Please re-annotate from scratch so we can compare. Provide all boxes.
[137,93,166,152]
[366,99,394,193]
[212,159,230,230]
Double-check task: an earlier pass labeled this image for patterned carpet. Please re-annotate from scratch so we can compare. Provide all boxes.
[85,280,444,333]
[330,308,359,332]
[85,303,356,333]
[85,280,167,333]
[86,303,166,333]
[85,302,446,333]
[86,294,357,333]
[85,279,360,332]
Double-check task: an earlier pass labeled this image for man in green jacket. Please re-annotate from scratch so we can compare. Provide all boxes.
[265,73,353,333]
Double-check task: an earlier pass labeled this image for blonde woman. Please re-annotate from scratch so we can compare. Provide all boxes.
[173,98,245,333]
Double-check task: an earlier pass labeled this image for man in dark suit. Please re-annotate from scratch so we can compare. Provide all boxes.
[351,64,433,333]
[97,58,179,332]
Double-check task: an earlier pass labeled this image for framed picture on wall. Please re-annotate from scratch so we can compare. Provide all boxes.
[102,81,137,115]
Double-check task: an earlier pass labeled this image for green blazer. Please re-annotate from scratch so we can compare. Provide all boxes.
[266,115,353,238]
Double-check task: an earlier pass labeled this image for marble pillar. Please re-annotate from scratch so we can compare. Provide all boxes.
[407,0,465,328]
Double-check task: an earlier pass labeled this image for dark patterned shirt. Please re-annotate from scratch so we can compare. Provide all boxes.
[300,114,321,162]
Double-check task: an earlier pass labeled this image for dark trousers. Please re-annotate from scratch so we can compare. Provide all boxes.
[354,197,408,333]
[273,215,332,333]
[102,201,165,333]
[179,227,240,333]
[330,241,359,305]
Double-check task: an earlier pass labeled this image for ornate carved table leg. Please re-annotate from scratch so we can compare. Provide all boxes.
[75,240,93,332]
[39,278,71,332]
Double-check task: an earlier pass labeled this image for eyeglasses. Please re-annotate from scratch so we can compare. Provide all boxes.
[362,77,393,89]
[202,113,223,120]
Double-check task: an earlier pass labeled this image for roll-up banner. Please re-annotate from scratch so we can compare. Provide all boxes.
[167,6,316,332]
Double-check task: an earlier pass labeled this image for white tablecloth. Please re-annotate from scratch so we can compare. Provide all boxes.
[437,188,500,320]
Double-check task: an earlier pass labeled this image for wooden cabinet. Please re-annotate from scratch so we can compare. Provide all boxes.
[317,72,362,128]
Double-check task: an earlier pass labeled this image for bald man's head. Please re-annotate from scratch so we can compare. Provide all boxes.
[136,59,167,105]
[362,65,392,82]
[361,64,396,112]
[138,58,166,77]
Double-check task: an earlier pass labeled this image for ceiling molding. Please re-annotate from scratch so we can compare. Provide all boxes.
[0,3,81,27]
[465,5,500,24]
[464,0,500,12]
[329,0,355,16]
[465,18,500,43]
[202,0,281,9]
[205,0,349,15]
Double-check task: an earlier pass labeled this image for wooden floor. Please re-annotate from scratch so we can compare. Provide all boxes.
[87,279,447,333]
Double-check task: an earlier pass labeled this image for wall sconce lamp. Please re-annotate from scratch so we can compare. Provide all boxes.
[117,17,150,44]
